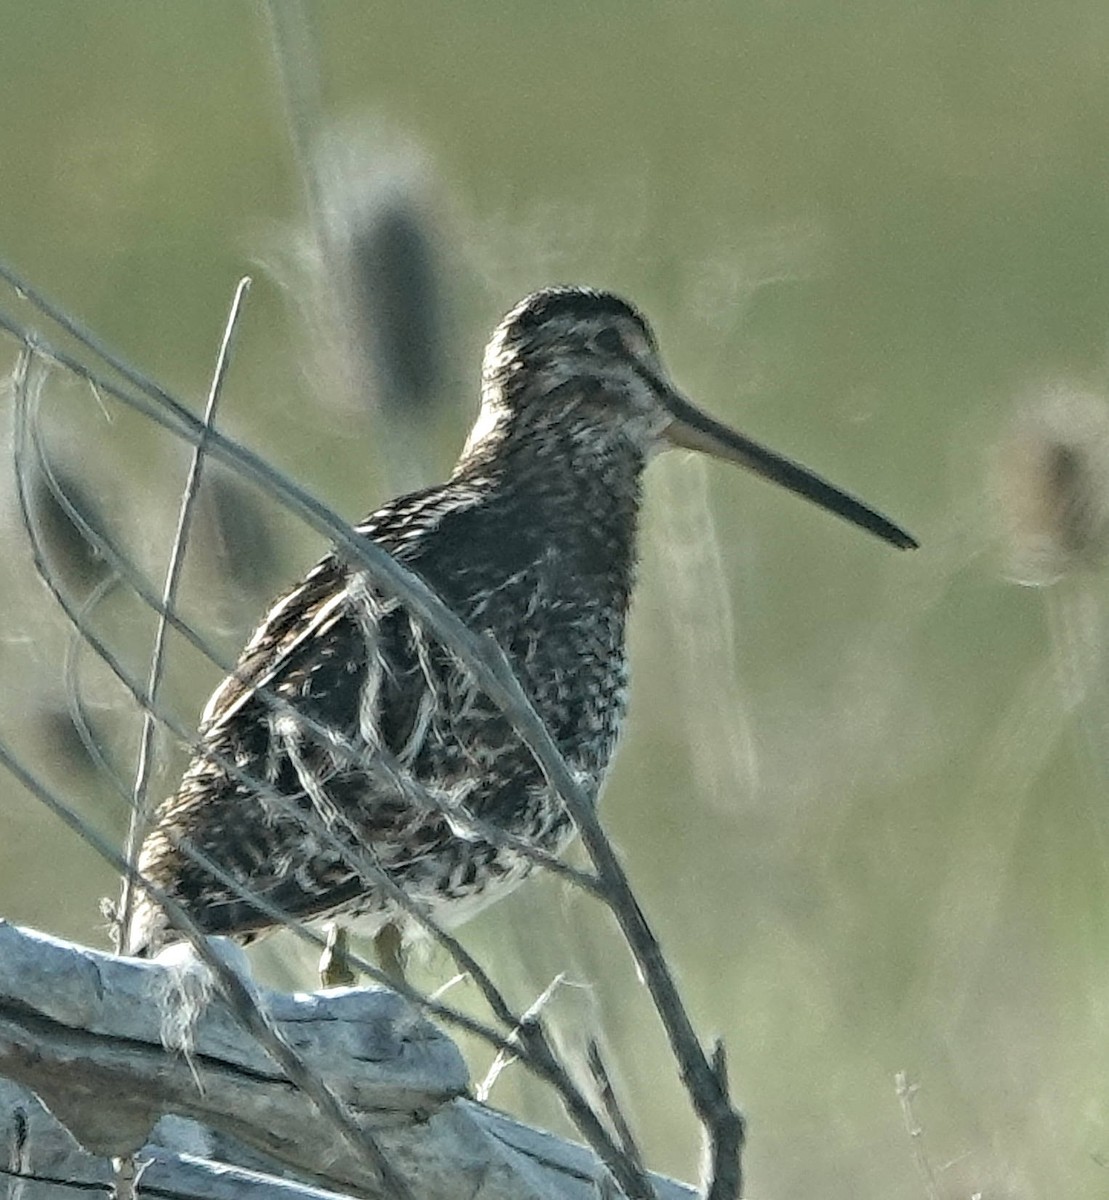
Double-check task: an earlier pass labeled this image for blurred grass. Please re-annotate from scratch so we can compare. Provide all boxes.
[3,3,1109,1196]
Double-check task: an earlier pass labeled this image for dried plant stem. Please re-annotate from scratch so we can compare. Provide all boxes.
[587,1037,644,1172]
[117,275,252,955]
[1,265,742,1196]
[263,0,328,250]
[895,1071,941,1200]
[22,380,598,896]
[0,734,417,1200]
[12,349,651,1198]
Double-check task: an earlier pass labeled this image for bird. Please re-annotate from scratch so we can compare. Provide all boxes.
[123,286,917,973]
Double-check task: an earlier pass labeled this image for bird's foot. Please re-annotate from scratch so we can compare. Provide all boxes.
[318,920,408,989]
[319,922,357,988]
[374,921,408,988]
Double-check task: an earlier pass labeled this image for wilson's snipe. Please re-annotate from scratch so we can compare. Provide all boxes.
[124,287,916,964]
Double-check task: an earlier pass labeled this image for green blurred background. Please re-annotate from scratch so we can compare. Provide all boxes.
[3,3,1109,1196]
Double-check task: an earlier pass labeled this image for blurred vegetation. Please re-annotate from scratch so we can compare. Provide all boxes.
[3,3,1109,1197]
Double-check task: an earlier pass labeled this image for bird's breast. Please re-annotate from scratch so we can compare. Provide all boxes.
[463,564,630,781]
[365,554,630,830]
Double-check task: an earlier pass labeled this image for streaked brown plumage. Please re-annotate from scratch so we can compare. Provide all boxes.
[125,287,916,957]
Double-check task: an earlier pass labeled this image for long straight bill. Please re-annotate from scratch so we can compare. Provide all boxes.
[661,389,918,550]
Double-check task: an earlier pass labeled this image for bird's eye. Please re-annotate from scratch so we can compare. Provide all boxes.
[594,328,625,356]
